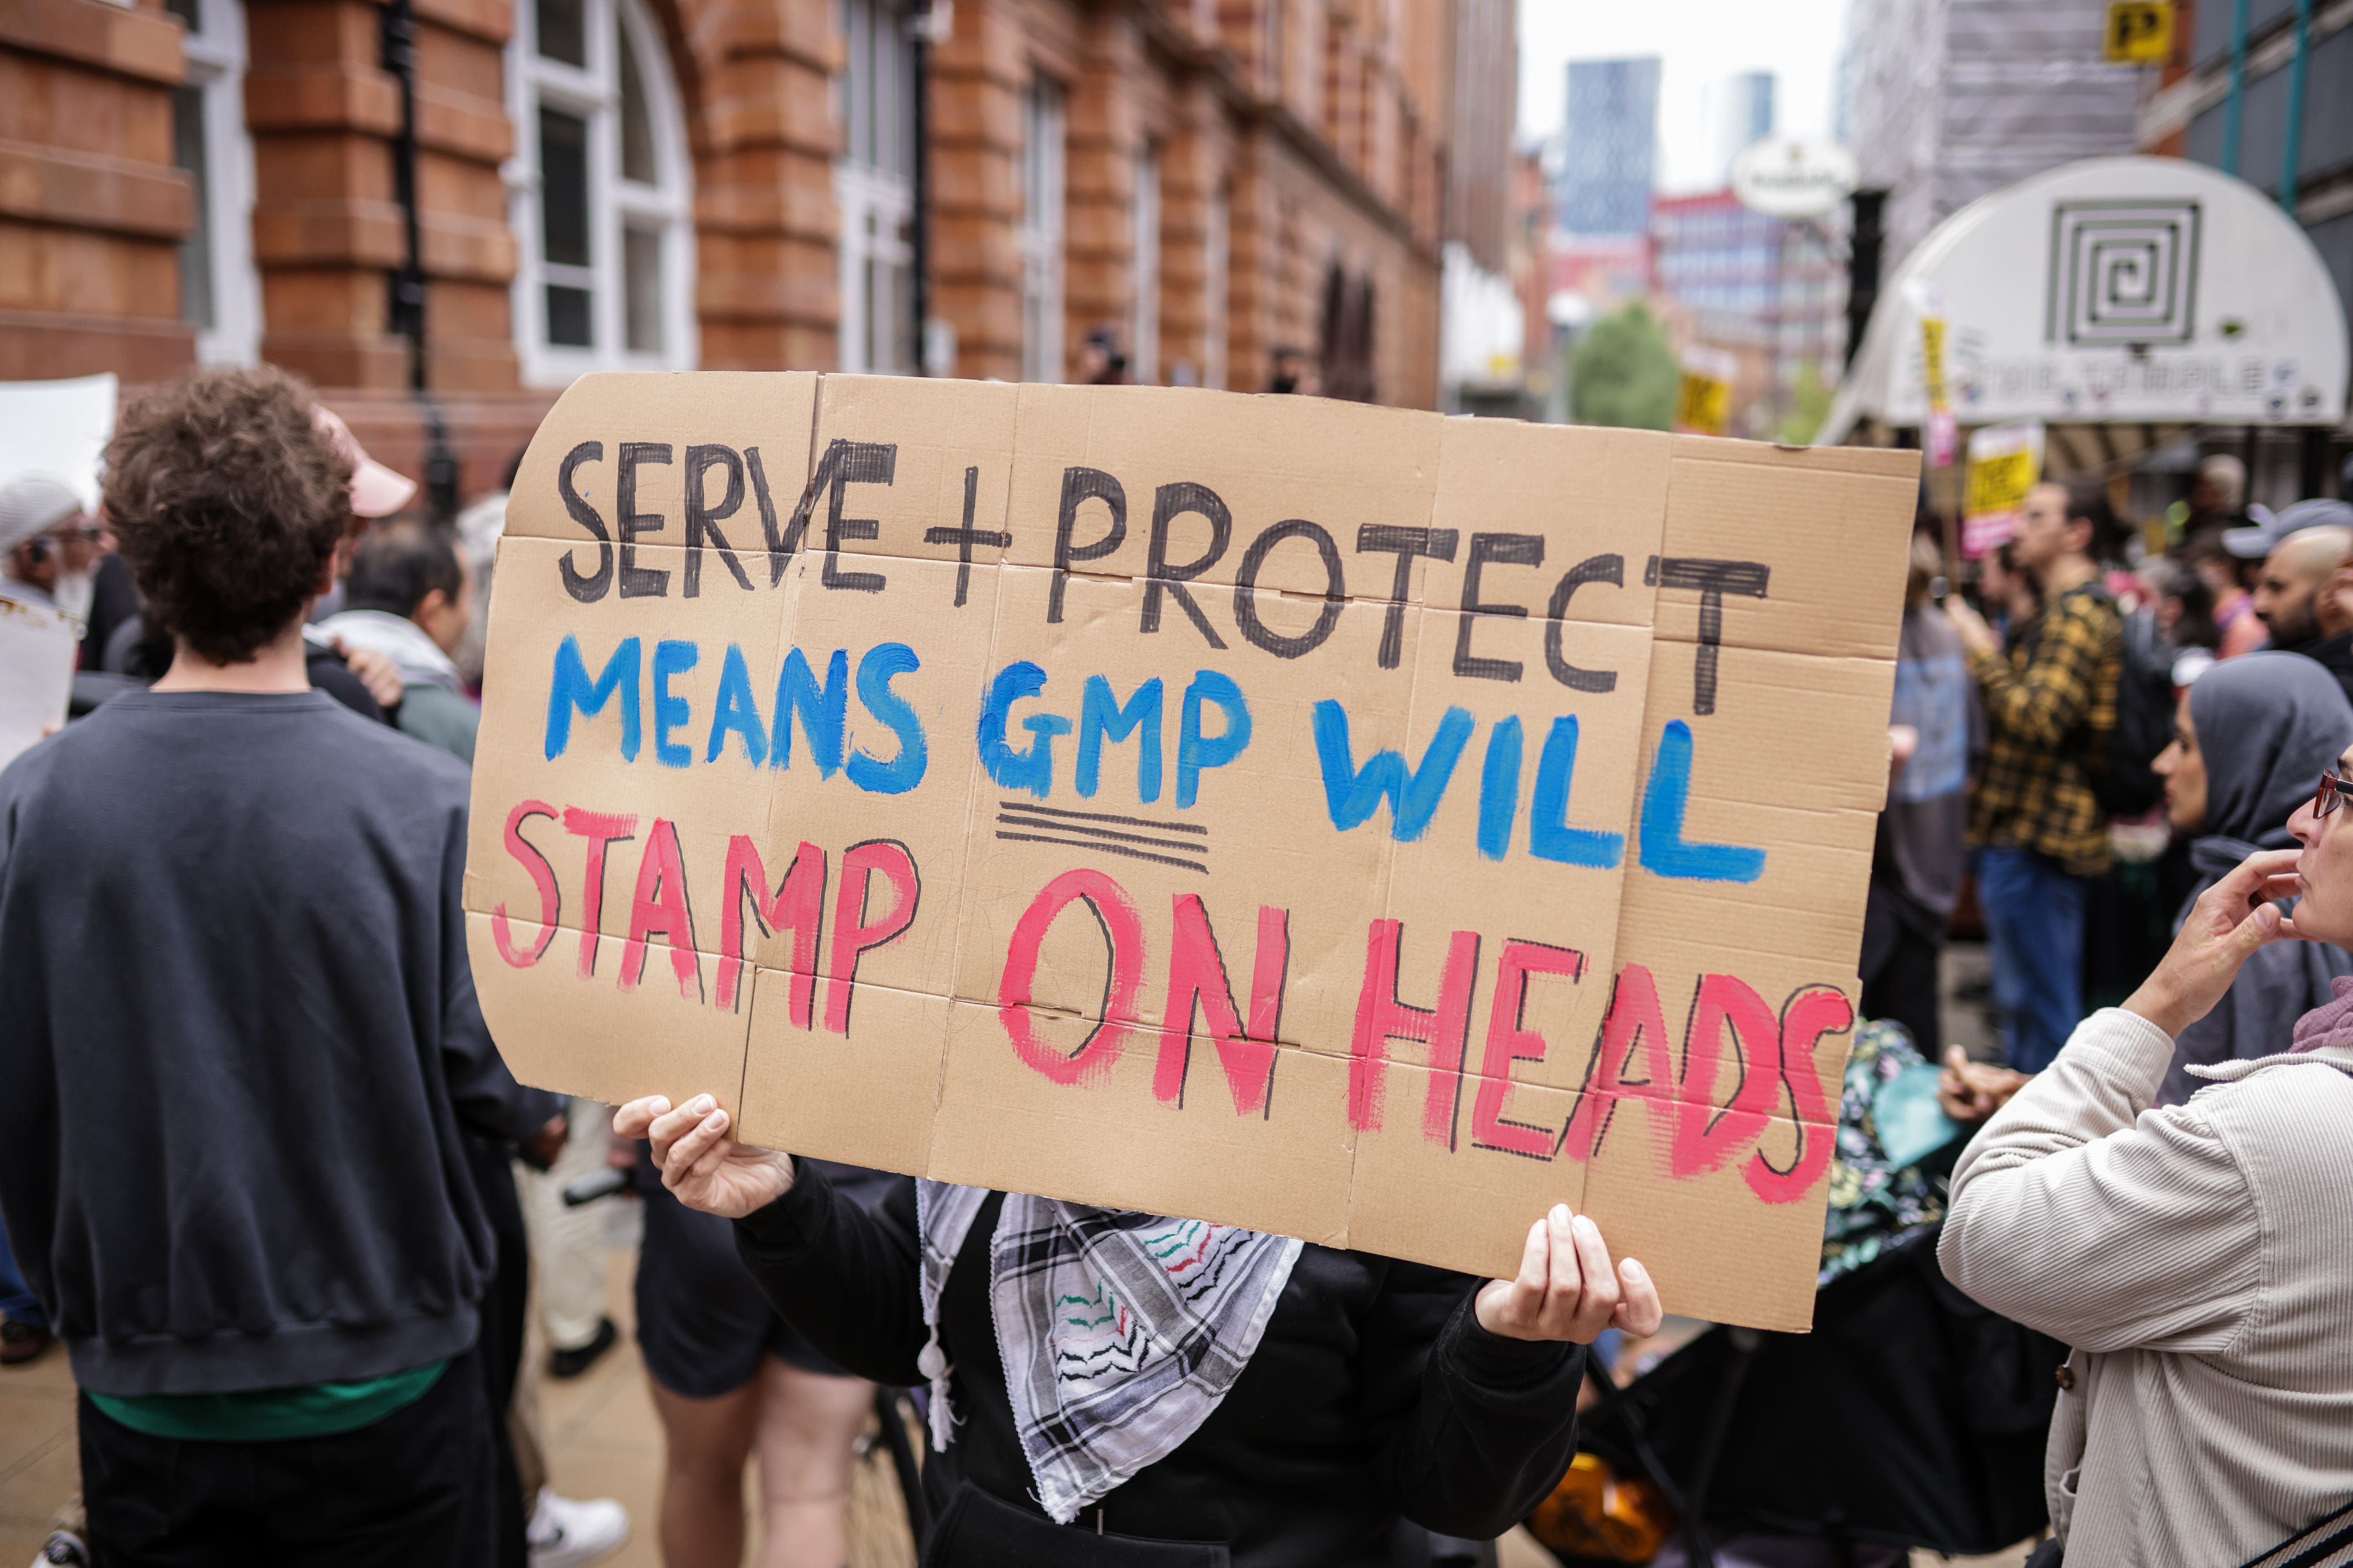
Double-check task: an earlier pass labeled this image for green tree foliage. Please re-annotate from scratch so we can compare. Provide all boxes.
[1774,361,1835,445]
[1569,303,1678,430]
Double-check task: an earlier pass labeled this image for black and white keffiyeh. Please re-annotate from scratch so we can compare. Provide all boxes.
[915,1179,1303,1524]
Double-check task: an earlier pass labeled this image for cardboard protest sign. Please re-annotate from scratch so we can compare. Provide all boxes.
[465,373,1918,1331]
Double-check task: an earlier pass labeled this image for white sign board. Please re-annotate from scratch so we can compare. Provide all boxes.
[0,374,117,511]
[1823,157,2350,438]
[1731,138,1860,221]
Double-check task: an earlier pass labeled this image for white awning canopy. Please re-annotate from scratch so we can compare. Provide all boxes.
[1822,156,2349,446]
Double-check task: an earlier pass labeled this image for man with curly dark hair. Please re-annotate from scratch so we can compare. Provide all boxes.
[0,365,560,1565]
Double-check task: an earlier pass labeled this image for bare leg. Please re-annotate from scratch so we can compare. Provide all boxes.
[752,1358,874,1568]
[649,1376,762,1568]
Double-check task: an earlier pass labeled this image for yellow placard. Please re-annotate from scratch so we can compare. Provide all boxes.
[1919,317,1948,414]
[1965,447,2038,519]
[2104,0,2173,62]
[1674,370,1729,436]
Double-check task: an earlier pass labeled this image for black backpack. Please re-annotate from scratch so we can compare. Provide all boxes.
[2092,603,2174,819]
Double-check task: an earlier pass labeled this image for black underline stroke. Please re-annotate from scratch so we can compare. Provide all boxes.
[995,812,1212,856]
[993,831,1210,875]
[994,800,1210,836]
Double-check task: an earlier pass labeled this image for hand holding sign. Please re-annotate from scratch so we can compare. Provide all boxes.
[1474,1206,1661,1344]
[620,1093,796,1218]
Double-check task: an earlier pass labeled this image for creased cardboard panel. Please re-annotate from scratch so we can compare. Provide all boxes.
[804,375,1021,574]
[1576,1099,1837,1332]
[927,998,1358,1250]
[1652,438,1917,663]
[949,562,1412,1054]
[502,374,821,579]
[752,553,998,1004]
[465,536,787,950]
[736,974,950,1178]
[463,912,755,1124]
[1004,382,1448,604]
[1375,615,1651,1093]
[1344,1060,1591,1275]
[1420,418,1668,633]
[1613,638,1885,977]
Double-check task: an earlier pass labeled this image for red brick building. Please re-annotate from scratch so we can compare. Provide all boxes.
[2,0,1501,501]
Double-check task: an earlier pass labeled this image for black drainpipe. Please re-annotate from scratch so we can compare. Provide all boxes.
[382,0,461,521]
[908,0,933,374]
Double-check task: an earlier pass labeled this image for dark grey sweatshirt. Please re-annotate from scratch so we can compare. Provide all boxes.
[0,690,558,1396]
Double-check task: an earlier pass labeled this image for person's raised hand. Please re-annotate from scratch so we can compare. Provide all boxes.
[1475,1204,1663,1344]
[1937,1043,2030,1121]
[612,1094,794,1218]
[334,640,406,711]
[1944,594,1999,657]
[2125,847,2304,1037]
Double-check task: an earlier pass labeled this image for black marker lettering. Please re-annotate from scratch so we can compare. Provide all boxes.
[1143,482,1231,649]
[1050,467,1127,624]
[683,444,753,597]
[1454,532,1544,682]
[1645,555,1771,714]
[556,441,613,603]
[922,465,1010,608]
[617,442,673,598]
[744,447,798,585]
[1543,552,1623,693]
[1355,525,1458,670]
[822,440,895,593]
[1233,519,1344,659]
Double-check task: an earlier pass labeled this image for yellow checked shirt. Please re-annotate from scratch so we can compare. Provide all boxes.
[1965,582,2124,878]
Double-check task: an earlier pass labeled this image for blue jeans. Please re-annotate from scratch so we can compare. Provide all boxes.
[1978,845,2089,1073]
[0,1213,44,1330]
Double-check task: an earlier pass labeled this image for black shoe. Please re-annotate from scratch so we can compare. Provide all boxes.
[548,1316,618,1380]
[1,1317,55,1367]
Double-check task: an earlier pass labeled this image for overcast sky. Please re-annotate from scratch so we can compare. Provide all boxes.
[1519,0,1855,193]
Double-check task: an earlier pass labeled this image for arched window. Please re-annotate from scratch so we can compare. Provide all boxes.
[165,0,260,365]
[508,0,695,382]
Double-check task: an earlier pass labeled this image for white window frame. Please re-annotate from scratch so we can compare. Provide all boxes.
[1020,76,1066,384]
[1131,143,1159,386]
[506,0,696,385]
[174,0,260,366]
[836,0,916,375]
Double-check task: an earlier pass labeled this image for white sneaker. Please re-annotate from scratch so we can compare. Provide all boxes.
[527,1489,629,1568]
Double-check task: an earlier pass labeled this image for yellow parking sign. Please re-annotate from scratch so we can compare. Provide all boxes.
[2105,0,2173,63]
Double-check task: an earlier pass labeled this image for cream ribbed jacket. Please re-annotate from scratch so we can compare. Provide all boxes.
[1939,1007,2353,1568]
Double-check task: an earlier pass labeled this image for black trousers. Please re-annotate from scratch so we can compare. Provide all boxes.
[1859,879,1944,1053]
[78,1347,497,1568]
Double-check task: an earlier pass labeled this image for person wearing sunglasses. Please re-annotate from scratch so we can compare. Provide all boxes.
[1937,702,2353,1567]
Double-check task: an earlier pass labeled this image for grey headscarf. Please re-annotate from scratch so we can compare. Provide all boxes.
[2161,653,2353,1103]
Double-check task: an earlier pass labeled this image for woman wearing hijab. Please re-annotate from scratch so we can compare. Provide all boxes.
[615,1094,1658,1566]
[2150,652,2353,1104]
[1938,735,2353,1565]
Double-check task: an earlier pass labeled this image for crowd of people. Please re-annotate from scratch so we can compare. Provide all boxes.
[1,366,2350,1568]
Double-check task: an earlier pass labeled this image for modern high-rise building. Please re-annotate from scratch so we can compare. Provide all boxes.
[1559,57,1662,237]
[1714,71,1776,184]
[1840,0,2140,272]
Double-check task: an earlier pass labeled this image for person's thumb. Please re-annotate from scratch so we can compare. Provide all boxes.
[2228,901,2284,956]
